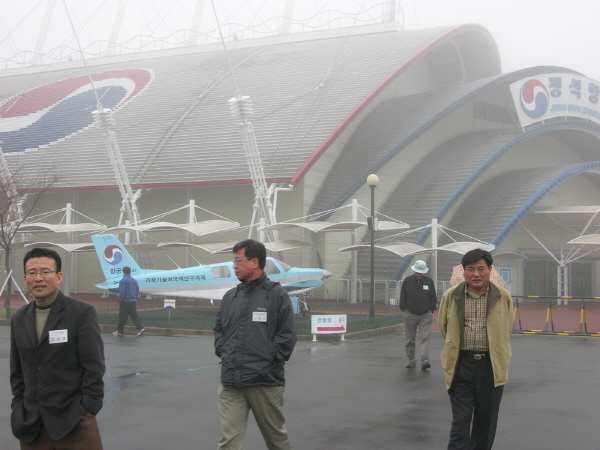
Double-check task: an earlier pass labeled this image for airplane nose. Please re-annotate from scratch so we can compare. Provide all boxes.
[322,270,333,279]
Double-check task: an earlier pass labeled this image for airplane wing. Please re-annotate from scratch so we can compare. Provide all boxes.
[95,281,119,290]
[280,279,324,296]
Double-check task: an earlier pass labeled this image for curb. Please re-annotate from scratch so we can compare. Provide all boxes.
[2,321,403,339]
[100,323,405,339]
[299,323,404,341]
[100,324,214,337]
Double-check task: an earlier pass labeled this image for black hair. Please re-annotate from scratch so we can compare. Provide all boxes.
[461,249,493,269]
[23,248,62,273]
[232,239,267,270]
[123,266,131,275]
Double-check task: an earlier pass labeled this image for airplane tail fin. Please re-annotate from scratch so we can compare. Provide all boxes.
[91,234,145,282]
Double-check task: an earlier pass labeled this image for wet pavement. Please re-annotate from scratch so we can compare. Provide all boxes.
[1,326,599,449]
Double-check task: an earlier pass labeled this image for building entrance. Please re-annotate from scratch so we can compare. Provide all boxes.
[524,259,592,297]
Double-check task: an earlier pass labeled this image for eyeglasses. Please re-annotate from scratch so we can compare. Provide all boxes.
[25,270,58,278]
[232,257,253,265]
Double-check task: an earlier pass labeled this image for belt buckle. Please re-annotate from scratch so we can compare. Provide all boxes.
[474,353,484,360]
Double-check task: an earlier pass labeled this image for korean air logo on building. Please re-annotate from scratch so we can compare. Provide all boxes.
[0,68,153,153]
[510,73,600,128]
[104,245,124,265]
[519,79,549,119]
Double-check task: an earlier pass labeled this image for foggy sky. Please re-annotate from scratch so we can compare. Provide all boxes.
[0,0,598,80]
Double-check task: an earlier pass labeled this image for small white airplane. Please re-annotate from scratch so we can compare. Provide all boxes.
[91,234,332,300]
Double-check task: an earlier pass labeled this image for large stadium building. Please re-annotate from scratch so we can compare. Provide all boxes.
[1,20,600,300]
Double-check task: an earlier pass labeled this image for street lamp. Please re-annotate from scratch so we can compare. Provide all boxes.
[367,174,379,318]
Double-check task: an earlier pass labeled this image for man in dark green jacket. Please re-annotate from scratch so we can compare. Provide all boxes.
[400,260,438,370]
[214,239,297,450]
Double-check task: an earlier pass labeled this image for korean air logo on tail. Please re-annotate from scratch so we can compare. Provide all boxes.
[519,79,549,119]
[104,245,124,265]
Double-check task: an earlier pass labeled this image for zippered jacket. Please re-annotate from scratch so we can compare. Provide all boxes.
[214,274,297,388]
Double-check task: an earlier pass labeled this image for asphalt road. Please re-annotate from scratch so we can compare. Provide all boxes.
[1,327,599,449]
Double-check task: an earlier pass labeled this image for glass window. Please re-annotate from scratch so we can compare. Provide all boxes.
[211,265,231,278]
[264,260,280,275]
[275,259,292,272]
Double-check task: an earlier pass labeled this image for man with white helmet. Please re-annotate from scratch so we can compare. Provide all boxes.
[400,259,438,370]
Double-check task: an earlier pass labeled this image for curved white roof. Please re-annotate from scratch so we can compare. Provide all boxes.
[0,24,498,191]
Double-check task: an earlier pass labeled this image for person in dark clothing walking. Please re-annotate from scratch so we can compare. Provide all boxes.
[400,259,438,370]
[113,266,145,336]
[214,239,297,450]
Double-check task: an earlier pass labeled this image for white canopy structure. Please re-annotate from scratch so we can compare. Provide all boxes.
[534,206,600,227]
[440,242,496,254]
[263,239,312,252]
[157,241,237,255]
[24,242,96,252]
[568,234,600,246]
[339,242,427,257]
[258,220,409,233]
[24,241,157,253]
[340,218,496,290]
[339,241,495,256]
[158,239,312,254]
[18,223,107,233]
[105,220,240,237]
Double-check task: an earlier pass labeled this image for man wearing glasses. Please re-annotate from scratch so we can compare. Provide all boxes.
[10,248,105,449]
[214,239,297,450]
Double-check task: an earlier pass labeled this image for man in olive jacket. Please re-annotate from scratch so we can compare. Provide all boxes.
[10,248,105,449]
[439,249,513,450]
[214,239,297,450]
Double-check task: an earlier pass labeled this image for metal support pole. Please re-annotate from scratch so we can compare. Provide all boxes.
[367,175,379,318]
[351,199,358,303]
[431,218,438,290]
[579,298,588,334]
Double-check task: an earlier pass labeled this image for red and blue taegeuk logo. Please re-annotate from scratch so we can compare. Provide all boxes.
[519,79,549,119]
[0,68,153,153]
[103,245,124,265]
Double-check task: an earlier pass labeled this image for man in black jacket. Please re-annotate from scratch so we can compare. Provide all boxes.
[400,259,438,371]
[10,248,105,449]
[214,239,297,450]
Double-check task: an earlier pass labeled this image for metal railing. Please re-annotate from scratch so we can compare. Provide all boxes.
[92,299,404,335]
[335,279,400,305]
[512,295,600,336]
[1,3,403,70]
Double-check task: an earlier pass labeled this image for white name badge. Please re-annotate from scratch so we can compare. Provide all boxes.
[423,285,429,290]
[252,311,267,322]
[49,329,68,344]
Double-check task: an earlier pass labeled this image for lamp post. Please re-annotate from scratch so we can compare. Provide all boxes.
[367,174,379,318]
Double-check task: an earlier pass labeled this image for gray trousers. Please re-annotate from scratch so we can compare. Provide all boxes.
[217,384,291,450]
[403,310,433,363]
